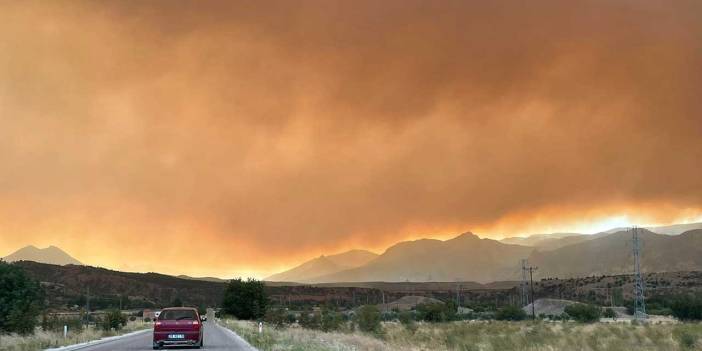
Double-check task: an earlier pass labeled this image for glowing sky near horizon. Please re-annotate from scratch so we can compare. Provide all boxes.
[0,0,701,278]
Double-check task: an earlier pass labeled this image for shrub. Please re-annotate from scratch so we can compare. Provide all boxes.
[602,308,617,319]
[0,261,44,334]
[674,326,699,349]
[564,303,601,323]
[264,307,288,329]
[222,278,268,320]
[495,305,527,321]
[671,296,702,321]
[355,305,382,334]
[100,309,127,331]
[299,310,321,330]
[320,305,343,332]
[398,311,417,333]
[416,302,455,322]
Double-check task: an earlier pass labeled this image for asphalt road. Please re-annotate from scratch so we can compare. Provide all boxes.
[71,322,257,351]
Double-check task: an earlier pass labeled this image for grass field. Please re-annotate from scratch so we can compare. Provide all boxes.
[223,319,702,351]
[0,321,150,351]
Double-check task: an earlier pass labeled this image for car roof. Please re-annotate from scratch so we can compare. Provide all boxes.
[161,307,198,311]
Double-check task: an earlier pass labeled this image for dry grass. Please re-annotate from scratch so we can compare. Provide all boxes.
[221,319,387,351]
[223,319,702,351]
[0,321,151,351]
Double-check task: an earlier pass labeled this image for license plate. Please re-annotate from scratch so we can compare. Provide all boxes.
[168,334,185,339]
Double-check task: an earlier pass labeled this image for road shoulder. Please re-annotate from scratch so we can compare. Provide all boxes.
[44,329,151,351]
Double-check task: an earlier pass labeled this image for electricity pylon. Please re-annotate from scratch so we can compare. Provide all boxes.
[632,227,647,320]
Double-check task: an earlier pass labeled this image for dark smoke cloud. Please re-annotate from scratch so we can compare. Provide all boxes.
[0,0,700,276]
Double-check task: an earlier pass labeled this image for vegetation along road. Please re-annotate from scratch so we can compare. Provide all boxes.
[57,322,257,351]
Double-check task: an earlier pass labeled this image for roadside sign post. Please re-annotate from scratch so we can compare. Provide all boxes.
[63,325,67,338]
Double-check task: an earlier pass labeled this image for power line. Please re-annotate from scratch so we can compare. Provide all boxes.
[632,227,647,320]
[523,264,538,319]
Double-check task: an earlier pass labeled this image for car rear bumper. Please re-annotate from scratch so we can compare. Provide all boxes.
[153,330,201,345]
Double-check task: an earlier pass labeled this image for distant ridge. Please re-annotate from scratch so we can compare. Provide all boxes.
[266,249,378,282]
[176,275,229,283]
[312,232,532,283]
[2,245,82,266]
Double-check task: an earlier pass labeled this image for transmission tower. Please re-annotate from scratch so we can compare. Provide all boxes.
[632,227,647,320]
[520,259,529,307]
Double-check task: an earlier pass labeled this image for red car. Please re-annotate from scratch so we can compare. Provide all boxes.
[153,307,204,349]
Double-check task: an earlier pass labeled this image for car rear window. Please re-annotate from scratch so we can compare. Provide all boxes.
[159,309,197,320]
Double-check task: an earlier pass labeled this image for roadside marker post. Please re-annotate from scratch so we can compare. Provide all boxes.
[63,325,68,338]
[258,322,263,334]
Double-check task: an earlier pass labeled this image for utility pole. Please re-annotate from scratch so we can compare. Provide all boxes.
[85,287,90,326]
[526,265,538,319]
[455,280,461,312]
[632,227,647,320]
[520,259,529,307]
[382,291,386,313]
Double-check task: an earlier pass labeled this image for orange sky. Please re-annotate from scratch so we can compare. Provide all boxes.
[1,0,701,278]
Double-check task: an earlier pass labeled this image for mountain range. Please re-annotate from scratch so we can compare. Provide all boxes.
[266,249,378,282]
[267,222,702,283]
[2,245,82,266]
[6,222,702,284]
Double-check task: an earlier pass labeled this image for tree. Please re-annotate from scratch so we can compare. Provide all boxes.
[355,305,382,334]
[0,261,43,334]
[495,305,527,321]
[100,309,127,331]
[171,297,184,307]
[670,296,702,321]
[564,303,601,323]
[222,278,268,320]
[320,305,343,332]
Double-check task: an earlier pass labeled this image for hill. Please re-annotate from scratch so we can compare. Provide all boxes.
[313,233,533,283]
[14,261,226,309]
[530,229,702,278]
[266,249,378,282]
[2,245,82,266]
[499,222,702,251]
[499,233,581,248]
[176,275,229,283]
[647,222,702,235]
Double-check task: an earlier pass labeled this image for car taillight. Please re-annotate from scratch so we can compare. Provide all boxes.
[155,321,161,329]
[192,320,199,325]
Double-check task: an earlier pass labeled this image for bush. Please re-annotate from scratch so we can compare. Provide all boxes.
[0,261,43,334]
[398,311,417,333]
[299,310,320,329]
[264,308,291,329]
[674,326,699,349]
[564,303,601,323]
[603,308,617,319]
[100,309,127,331]
[222,278,268,320]
[495,305,527,321]
[41,313,83,333]
[355,305,382,334]
[320,305,343,332]
[671,296,702,321]
[416,302,455,322]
